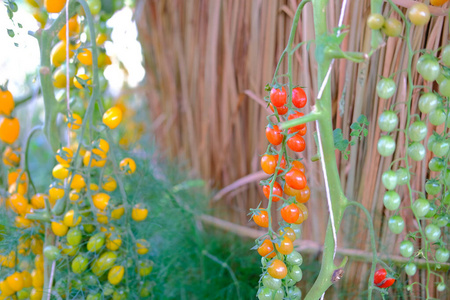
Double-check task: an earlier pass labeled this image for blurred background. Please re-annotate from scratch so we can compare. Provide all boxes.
[2,0,449,299]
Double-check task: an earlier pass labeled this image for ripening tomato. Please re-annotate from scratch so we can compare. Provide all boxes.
[407,3,430,26]
[132,204,148,222]
[120,158,136,174]
[3,146,20,166]
[258,239,276,258]
[0,89,14,115]
[103,107,123,129]
[92,193,110,210]
[57,15,79,40]
[367,13,385,30]
[269,103,288,115]
[0,117,20,144]
[261,154,285,175]
[108,266,124,285]
[263,181,283,202]
[287,134,306,152]
[374,268,396,288]
[267,259,288,279]
[10,193,28,214]
[287,111,306,132]
[382,18,402,37]
[292,87,307,108]
[274,236,293,255]
[51,40,76,67]
[52,164,69,180]
[296,185,310,203]
[63,209,82,227]
[270,86,287,107]
[73,74,92,89]
[285,168,307,190]
[102,176,117,192]
[111,206,125,220]
[253,210,269,227]
[77,48,93,65]
[279,227,296,242]
[431,0,449,6]
[281,203,300,224]
[67,113,82,130]
[266,125,283,146]
[106,235,122,251]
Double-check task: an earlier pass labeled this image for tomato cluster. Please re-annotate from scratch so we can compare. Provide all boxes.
[0,1,155,299]
[370,4,449,293]
[253,85,309,300]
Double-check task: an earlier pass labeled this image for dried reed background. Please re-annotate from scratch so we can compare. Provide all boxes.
[135,0,449,298]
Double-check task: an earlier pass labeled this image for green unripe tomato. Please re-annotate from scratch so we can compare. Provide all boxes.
[442,44,450,67]
[439,78,450,97]
[408,3,431,26]
[289,265,303,282]
[425,180,441,196]
[286,286,302,300]
[417,54,440,81]
[425,224,441,243]
[382,170,398,190]
[408,121,427,142]
[67,227,83,246]
[286,251,303,265]
[262,274,282,290]
[258,287,274,300]
[395,168,410,185]
[377,78,396,99]
[388,215,405,234]
[407,142,425,161]
[87,232,105,252]
[72,255,89,274]
[405,263,417,276]
[432,139,450,157]
[383,191,401,211]
[378,136,396,157]
[378,110,399,132]
[412,198,430,217]
[44,245,60,261]
[429,108,446,126]
[418,92,439,114]
[382,18,402,37]
[437,283,446,292]
[367,13,385,30]
[428,157,445,172]
[435,247,449,263]
[399,240,414,257]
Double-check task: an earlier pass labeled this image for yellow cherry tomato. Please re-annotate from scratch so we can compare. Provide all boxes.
[57,15,79,40]
[0,89,14,116]
[92,138,109,156]
[92,193,110,210]
[56,146,73,166]
[132,204,148,222]
[52,164,69,180]
[73,74,91,89]
[102,175,117,192]
[108,266,124,285]
[102,107,122,129]
[83,151,106,168]
[119,158,136,174]
[63,209,82,227]
[67,113,82,130]
[31,237,43,255]
[51,40,76,67]
[51,221,68,236]
[69,174,86,190]
[106,236,122,251]
[15,216,33,228]
[9,193,28,214]
[136,239,150,255]
[111,206,124,220]
[18,237,31,255]
[69,190,81,202]
[2,146,20,166]
[31,269,44,288]
[77,48,93,65]
[138,260,154,277]
[21,270,32,288]
[0,251,16,268]
[31,193,47,209]
[7,272,24,291]
[0,117,20,144]
[60,243,79,256]
[44,0,66,13]
[49,184,65,204]
[30,288,43,300]
[0,280,15,297]
[96,32,108,45]
[96,211,108,224]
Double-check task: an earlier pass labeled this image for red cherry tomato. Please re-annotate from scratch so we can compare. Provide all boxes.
[266,125,283,146]
[287,134,306,152]
[285,168,307,190]
[292,160,305,173]
[292,87,307,108]
[269,104,288,115]
[280,203,300,223]
[261,155,277,174]
[287,111,306,132]
[374,268,395,288]
[263,182,283,202]
[270,87,287,107]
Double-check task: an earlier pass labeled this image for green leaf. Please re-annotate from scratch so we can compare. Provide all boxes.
[18,23,22,28]
[350,122,361,130]
[363,128,368,137]
[357,114,369,125]
[350,131,359,137]
[7,29,14,38]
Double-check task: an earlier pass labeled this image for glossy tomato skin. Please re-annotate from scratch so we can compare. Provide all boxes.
[377,135,396,157]
[407,3,431,26]
[269,104,288,115]
[0,117,20,144]
[266,125,283,146]
[261,154,277,174]
[281,203,300,223]
[378,110,398,132]
[292,87,307,108]
[270,87,287,107]
[263,182,283,202]
[374,268,395,288]
[367,13,385,30]
[258,239,276,258]
[267,259,288,279]
[377,78,396,99]
[285,168,307,190]
[253,210,269,228]
[103,107,123,129]
[382,18,402,37]
[0,90,14,115]
[287,134,306,152]
[287,112,306,132]
[275,236,294,255]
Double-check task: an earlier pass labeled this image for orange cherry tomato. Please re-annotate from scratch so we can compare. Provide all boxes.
[45,0,66,13]
[266,125,283,146]
[0,117,20,144]
[287,134,306,152]
[279,227,296,242]
[296,185,310,203]
[0,89,14,115]
[275,236,293,255]
[292,87,307,108]
[267,259,287,279]
[257,239,276,258]
[285,168,307,190]
[262,181,283,202]
[57,15,79,40]
[280,203,300,224]
[270,86,287,107]
[253,210,269,228]
[291,160,305,173]
[287,111,306,132]
[77,48,93,65]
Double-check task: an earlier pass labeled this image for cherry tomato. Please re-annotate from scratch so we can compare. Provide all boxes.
[67,113,82,130]
[431,0,449,6]
[63,209,82,227]
[374,268,395,288]
[287,134,306,152]
[108,265,124,285]
[51,221,68,236]
[77,48,93,65]
[274,236,293,255]
[285,168,306,190]
[7,272,24,291]
[292,160,305,173]
[87,0,102,15]
[437,283,446,292]
[51,40,76,67]
[292,87,307,108]
[267,259,287,279]
[407,3,431,26]
[388,215,404,234]
[261,154,285,174]
[57,15,79,40]
[405,263,417,276]
[119,158,136,174]
[52,164,69,180]
[0,89,14,115]
[407,142,425,161]
[435,248,449,262]
[296,185,310,203]
[286,250,303,265]
[383,191,401,210]
[367,13,385,30]
[132,204,148,221]
[377,78,396,99]
[418,92,439,114]
[429,157,445,172]
[45,0,65,13]
[378,110,398,132]
[87,233,106,252]
[44,245,60,261]
[408,121,427,142]
[2,146,20,166]
[73,74,92,89]
[432,139,449,157]
[136,239,149,255]
[258,239,276,258]
[377,135,396,156]
[425,180,441,195]
[417,54,440,81]
[262,274,281,290]
[72,255,89,274]
[0,117,20,144]
[442,44,450,66]
[253,210,269,228]
[382,18,402,37]
[429,108,446,125]
[279,227,296,242]
[262,181,283,202]
[297,203,308,222]
[425,224,441,242]
[266,125,283,146]
[56,146,73,166]
[269,103,288,115]
[399,240,414,257]
[287,111,306,132]
[9,193,28,214]
[103,106,123,129]
[382,170,397,190]
[270,86,287,107]
[281,203,301,224]
[92,193,110,210]
[67,227,82,246]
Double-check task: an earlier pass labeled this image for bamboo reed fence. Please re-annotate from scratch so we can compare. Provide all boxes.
[135,0,449,298]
